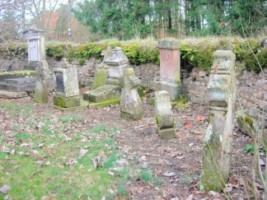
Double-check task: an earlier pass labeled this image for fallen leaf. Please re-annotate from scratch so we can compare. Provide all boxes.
[163,172,176,177]
[184,121,192,129]
[196,115,205,122]
[79,149,88,158]
[186,194,193,200]
[0,185,10,194]
[223,184,232,193]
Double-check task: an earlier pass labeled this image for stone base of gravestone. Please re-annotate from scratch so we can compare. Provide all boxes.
[160,81,182,100]
[155,90,176,140]
[83,85,121,103]
[53,95,80,108]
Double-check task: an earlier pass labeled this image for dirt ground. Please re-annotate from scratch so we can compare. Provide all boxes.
[1,95,264,200]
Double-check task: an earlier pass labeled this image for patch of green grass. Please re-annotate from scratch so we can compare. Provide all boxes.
[140,168,161,185]
[0,102,32,118]
[58,114,79,124]
[0,118,129,199]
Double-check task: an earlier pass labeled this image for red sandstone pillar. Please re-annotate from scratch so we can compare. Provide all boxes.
[158,38,181,100]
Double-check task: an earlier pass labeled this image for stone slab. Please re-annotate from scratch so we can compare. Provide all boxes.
[53,99,89,111]
[158,127,176,140]
[88,98,120,109]
[53,95,81,108]
[84,85,121,103]
[0,90,27,98]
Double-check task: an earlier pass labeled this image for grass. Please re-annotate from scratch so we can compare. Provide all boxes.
[0,103,132,200]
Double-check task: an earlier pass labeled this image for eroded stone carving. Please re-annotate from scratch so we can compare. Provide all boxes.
[120,68,142,120]
[200,50,236,191]
[155,90,176,140]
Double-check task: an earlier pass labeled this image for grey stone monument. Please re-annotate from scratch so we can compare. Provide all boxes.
[34,60,49,103]
[158,38,181,101]
[200,50,236,191]
[53,59,80,108]
[24,29,46,69]
[120,68,142,120]
[83,47,128,106]
[155,90,176,140]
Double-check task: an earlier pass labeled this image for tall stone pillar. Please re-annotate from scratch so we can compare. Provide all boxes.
[200,50,236,191]
[34,60,49,103]
[158,38,181,100]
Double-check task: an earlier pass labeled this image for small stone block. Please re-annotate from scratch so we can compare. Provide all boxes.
[53,95,80,108]
[88,98,120,109]
[158,127,176,140]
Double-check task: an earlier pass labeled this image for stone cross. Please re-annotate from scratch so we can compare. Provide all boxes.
[155,90,176,140]
[120,68,142,120]
[200,50,236,191]
[158,38,181,100]
[53,59,80,108]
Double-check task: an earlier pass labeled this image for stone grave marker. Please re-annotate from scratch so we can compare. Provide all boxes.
[83,47,128,108]
[200,50,236,191]
[53,59,80,108]
[158,38,182,100]
[155,90,176,140]
[34,60,49,103]
[120,68,142,120]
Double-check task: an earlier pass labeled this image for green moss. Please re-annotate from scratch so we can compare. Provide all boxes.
[88,98,120,109]
[155,115,159,125]
[92,68,108,89]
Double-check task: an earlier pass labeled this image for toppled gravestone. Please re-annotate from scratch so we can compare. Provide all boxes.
[120,68,142,120]
[155,90,176,140]
[200,50,236,191]
[53,59,80,108]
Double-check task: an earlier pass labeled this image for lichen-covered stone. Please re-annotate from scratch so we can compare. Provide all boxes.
[92,68,108,89]
[34,60,49,103]
[155,90,176,139]
[120,68,142,120]
[200,50,236,191]
[85,85,121,103]
[53,95,80,108]
[53,59,81,108]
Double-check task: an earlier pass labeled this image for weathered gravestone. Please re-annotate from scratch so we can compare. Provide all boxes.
[34,60,49,103]
[120,68,142,120]
[53,59,80,108]
[158,38,182,101]
[24,29,46,69]
[155,90,176,140]
[200,50,236,191]
[83,47,128,108]
[91,47,112,90]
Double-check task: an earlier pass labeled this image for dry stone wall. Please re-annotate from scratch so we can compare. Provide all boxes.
[0,55,265,131]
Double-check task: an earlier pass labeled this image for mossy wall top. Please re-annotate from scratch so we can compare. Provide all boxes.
[0,38,266,73]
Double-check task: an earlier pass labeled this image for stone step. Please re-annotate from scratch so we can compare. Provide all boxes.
[0,90,27,98]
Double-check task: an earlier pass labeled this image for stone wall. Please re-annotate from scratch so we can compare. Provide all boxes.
[182,67,267,132]
[0,55,265,131]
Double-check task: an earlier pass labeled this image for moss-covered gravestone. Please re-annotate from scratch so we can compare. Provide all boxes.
[155,90,176,140]
[83,47,128,108]
[200,50,236,191]
[34,60,49,103]
[53,59,80,108]
[120,68,142,120]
